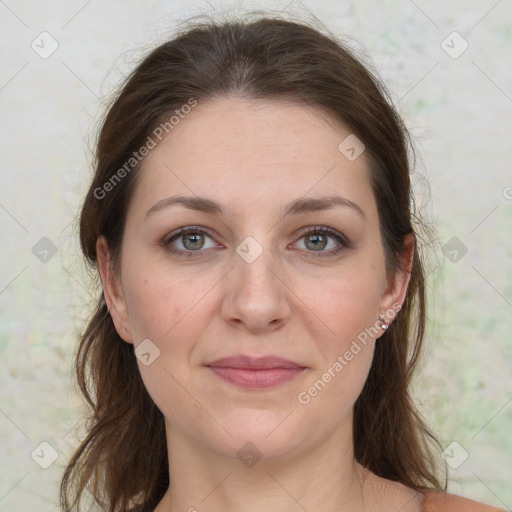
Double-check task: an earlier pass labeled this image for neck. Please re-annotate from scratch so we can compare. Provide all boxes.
[156,416,369,512]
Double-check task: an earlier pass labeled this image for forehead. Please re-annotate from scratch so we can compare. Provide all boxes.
[130,96,376,220]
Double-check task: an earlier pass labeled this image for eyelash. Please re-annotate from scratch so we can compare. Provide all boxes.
[162,225,353,258]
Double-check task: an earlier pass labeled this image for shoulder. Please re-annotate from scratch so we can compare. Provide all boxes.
[422,490,507,512]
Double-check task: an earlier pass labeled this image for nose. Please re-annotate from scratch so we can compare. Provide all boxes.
[221,241,291,334]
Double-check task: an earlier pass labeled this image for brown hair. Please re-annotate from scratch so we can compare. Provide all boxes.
[61,12,446,512]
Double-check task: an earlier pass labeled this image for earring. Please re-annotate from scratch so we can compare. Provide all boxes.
[379,316,389,330]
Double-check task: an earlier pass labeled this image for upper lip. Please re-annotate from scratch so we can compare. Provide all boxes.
[205,355,306,370]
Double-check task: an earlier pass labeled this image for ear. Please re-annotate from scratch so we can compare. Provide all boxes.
[96,235,134,344]
[377,233,415,329]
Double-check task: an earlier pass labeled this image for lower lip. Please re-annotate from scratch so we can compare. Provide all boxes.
[207,366,306,389]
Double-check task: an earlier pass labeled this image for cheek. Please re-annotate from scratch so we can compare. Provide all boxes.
[297,302,376,419]
[295,265,381,404]
[301,262,383,338]
[123,261,210,343]
[124,270,213,422]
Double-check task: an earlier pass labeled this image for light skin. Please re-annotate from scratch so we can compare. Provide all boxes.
[97,96,419,511]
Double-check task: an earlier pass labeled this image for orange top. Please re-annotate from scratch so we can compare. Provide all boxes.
[422,490,507,511]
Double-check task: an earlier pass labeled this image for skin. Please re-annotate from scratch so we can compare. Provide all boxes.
[97,96,419,511]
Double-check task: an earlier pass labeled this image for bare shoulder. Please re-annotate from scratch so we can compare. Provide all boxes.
[422,490,507,512]
[360,470,424,511]
[359,470,506,512]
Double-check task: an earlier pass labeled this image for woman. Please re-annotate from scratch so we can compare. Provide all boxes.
[60,13,505,512]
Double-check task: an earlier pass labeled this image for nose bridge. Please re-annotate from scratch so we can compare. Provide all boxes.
[223,232,290,330]
[234,233,280,295]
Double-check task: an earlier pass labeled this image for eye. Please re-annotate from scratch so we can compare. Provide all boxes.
[162,225,352,258]
[292,226,352,256]
[163,226,219,256]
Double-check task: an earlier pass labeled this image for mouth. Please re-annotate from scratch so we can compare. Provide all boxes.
[204,355,307,389]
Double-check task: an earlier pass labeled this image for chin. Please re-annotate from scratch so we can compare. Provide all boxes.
[205,408,316,463]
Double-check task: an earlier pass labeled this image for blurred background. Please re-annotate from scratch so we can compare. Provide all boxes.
[0,0,511,510]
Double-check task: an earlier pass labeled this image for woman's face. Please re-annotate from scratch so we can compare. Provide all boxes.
[99,96,412,461]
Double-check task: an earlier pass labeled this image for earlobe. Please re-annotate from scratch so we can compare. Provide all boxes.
[96,236,134,344]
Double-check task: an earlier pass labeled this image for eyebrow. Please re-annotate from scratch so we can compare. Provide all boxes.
[144,194,365,220]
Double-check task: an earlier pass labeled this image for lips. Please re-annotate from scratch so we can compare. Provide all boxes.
[206,355,305,370]
[205,355,307,389]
